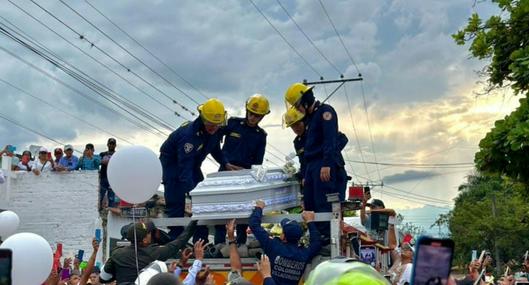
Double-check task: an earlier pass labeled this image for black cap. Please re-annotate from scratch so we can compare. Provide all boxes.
[126,222,149,243]
[367,199,385,209]
[107,138,116,144]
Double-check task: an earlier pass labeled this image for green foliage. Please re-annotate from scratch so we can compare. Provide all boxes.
[475,97,529,182]
[455,0,529,183]
[453,0,529,93]
[448,174,529,267]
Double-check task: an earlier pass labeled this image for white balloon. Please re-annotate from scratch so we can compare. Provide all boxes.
[0,232,53,285]
[107,145,162,204]
[0,210,20,238]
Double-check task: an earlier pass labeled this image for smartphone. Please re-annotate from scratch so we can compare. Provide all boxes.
[77,250,84,261]
[410,236,455,285]
[364,186,371,197]
[471,250,477,262]
[95,229,102,243]
[0,249,12,285]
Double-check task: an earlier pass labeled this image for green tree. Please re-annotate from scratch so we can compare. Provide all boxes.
[448,174,529,271]
[453,0,529,94]
[453,0,529,184]
[431,213,451,237]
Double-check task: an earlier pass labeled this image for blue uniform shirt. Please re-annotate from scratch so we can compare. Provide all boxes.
[249,207,322,285]
[220,117,267,170]
[159,118,227,193]
[295,131,348,179]
[304,101,344,167]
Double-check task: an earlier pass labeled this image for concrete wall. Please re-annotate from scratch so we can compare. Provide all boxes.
[1,168,102,260]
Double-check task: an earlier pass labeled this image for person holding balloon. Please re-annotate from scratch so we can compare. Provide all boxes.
[159,98,235,242]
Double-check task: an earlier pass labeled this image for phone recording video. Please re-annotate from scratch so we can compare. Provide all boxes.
[0,249,12,285]
[411,236,454,285]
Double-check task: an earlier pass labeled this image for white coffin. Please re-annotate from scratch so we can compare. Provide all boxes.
[190,168,300,219]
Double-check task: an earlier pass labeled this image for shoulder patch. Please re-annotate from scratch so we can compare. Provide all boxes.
[184,143,194,154]
[323,111,333,121]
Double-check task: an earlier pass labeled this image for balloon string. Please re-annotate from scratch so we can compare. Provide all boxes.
[132,205,141,285]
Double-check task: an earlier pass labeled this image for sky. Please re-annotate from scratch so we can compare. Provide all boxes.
[0,0,520,229]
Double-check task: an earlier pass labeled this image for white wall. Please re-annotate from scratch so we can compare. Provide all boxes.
[2,170,102,260]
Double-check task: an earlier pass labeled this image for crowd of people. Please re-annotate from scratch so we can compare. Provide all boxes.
[0,138,118,210]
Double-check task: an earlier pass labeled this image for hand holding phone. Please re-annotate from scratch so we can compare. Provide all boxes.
[411,236,455,285]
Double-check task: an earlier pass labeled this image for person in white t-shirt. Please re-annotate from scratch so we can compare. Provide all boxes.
[388,242,414,285]
[32,147,54,175]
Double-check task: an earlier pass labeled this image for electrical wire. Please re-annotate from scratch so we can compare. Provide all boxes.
[26,0,196,117]
[344,160,474,168]
[248,0,322,78]
[343,84,371,180]
[0,21,176,133]
[59,0,202,107]
[2,0,186,119]
[84,0,209,100]
[275,0,342,75]
[0,112,83,155]
[0,77,134,145]
[0,45,166,139]
[317,0,383,184]
[0,26,171,137]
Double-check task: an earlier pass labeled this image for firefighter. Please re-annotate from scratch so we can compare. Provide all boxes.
[159,98,235,242]
[284,83,348,242]
[283,107,307,182]
[283,107,349,187]
[214,94,270,246]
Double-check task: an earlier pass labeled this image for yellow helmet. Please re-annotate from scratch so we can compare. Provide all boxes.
[284,82,313,106]
[305,259,390,285]
[246,94,270,115]
[197,98,227,124]
[283,107,305,128]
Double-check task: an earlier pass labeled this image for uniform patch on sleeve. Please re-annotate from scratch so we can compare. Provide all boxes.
[323,111,333,121]
[184,143,194,154]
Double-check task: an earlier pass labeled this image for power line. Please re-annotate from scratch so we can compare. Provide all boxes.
[0,25,171,136]
[0,112,83,155]
[345,160,474,168]
[0,45,166,139]
[0,10,187,122]
[58,0,203,108]
[343,84,371,180]
[275,0,342,75]
[248,0,322,78]
[26,0,196,117]
[84,0,209,100]
[83,0,290,164]
[0,20,176,133]
[317,0,361,75]
[316,0,383,184]
[383,184,452,204]
[0,77,134,145]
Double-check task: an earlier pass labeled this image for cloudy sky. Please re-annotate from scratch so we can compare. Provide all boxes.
[0,1,519,226]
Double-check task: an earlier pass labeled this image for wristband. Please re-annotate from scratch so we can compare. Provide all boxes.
[228,240,237,245]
